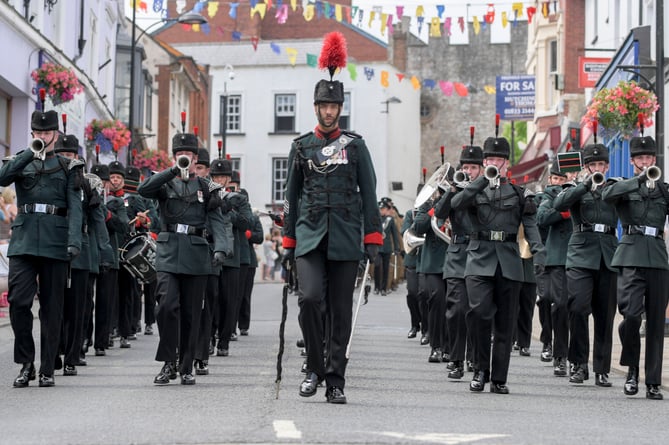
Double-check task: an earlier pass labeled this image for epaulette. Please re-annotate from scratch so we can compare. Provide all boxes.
[341,130,362,139]
[293,131,313,142]
[67,158,85,170]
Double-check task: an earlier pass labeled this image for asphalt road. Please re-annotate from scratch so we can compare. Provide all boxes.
[0,280,668,445]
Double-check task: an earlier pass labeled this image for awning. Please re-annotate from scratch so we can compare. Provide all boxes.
[508,154,550,185]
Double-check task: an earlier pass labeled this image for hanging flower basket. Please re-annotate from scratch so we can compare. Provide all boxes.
[133,148,173,173]
[30,62,83,105]
[581,80,659,139]
[85,119,131,153]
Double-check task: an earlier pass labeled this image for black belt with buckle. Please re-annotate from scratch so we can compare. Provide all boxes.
[18,203,67,217]
[164,223,205,237]
[572,223,616,235]
[624,225,664,240]
[451,234,470,244]
[471,231,517,242]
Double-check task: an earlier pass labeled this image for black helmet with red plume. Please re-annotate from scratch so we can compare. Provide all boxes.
[314,32,347,105]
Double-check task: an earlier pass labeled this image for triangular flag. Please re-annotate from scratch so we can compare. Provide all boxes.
[454,82,468,96]
[276,4,288,23]
[542,2,549,18]
[251,36,259,51]
[485,4,495,23]
[286,48,298,66]
[250,3,267,19]
[348,63,358,81]
[380,13,388,35]
[363,67,375,81]
[306,53,317,67]
[410,76,421,90]
[232,31,242,41]
[270,42,281,54]
[381,70,389,88]
[423,79,436,90]
[387,14,394,35]
[430,17,442,37]
[501,11,508,28]
[290,0,297,11]
[229,2,239,19]
[207,1,219,18]
[304,4,315,21]
[368,10,376,28]
[439,80,453,96]
[192,23,200,32]
[527,6,536,23]
[458,16,465,33]
[512,2,523,18]
[335,4,343,21]
[484,85,496,94]
[396,73,405,82]
[396,6,403,20]
[444,17,452,36]
[472,16,480,35]
[152,0,164,13]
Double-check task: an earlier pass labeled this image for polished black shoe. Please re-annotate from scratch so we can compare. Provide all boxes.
[94,348,106,356]
[428,348,442,363]
[540,343,553,362]
[63,365,77,376]
[469,371,486,392]
[446,361,456,371]
[240,329,249,336]
[407,327,418,339]
[38,374,55,387]
[299,372,322,397]
[230,332,238,341]
[180,373,196,385]
[13,363,36,388]
[448,362,464,380]
[76,357,87,366]
[120,337,131,349]
[144,324,153,335]
[569,364,588,383]
[296,338,305,348]
[512,342,520,351]
[154,362,177,385]
[216,348,229,357]
[420,334,430,346]
[325,386,347,404]
[595,373,612,387]
[490,382,509,394]
[442,351,451,362]
[194,360,209,376]
[624,366,639,396]
[553,357,567,376]
[519,347,531,357]
[646,384,663,400]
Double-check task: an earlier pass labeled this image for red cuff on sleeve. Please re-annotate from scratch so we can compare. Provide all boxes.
[560,211,571,219]
[135,219,142,228]
[105,210,111,222]
[245,229,252,239]
[282,236,296,248]
[149,232,158,240]
[364,232,383,245]
[428,208,435,217]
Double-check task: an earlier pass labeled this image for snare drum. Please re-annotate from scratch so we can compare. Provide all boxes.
[120,234,157,283]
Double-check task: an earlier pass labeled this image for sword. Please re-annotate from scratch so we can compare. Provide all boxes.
[346,259,370,359]
[393,253,398,281]
[275,259,297,399]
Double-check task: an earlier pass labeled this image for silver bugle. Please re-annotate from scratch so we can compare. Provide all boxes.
[591,171,605,191]
[30,138,46,160]
[645,166,661,189]
[453,170,470,187]
[484,165,500,188]
[176,155,191,179]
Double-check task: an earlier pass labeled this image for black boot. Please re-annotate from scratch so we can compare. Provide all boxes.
[13,363,36,388]
[624,366,639,396]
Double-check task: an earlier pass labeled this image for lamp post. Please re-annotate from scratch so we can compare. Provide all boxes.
[127,10,208,165]
[220,64,235,158]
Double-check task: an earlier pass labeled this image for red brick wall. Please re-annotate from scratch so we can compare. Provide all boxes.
[562,0,585,94]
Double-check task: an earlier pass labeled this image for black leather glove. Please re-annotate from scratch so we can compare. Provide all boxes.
[583,176,593,190]
[533,263,545,276]
[282,248,295,270]
[170,165,180,177]
[67,246,80,261]
[638,171,648,184]
[212,251,226,267]
[364,244,379,264]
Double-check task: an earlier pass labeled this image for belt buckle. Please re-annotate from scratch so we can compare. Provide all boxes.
[34,203,47,213]
[594,224,605,233]
[490,230,505,241]
[176,224,189,234]
[643,226,658,237]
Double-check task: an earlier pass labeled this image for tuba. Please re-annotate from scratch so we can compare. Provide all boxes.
[30,138,46,161]
[431,215,451,244]
[402,228,425,255]
[176,155,191,180]
[644,166,662,190]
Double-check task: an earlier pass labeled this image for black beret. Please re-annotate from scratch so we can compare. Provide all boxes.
[54,134,79,154]
[483,137,510,159]
[31,110,59,131]
[210,159,233,177]
[172,133,198,154]
[629,136,656,157]
[108,160,126,177]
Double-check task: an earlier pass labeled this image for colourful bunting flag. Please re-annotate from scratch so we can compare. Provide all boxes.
[207,1,218,18]
[306,53,317,67]
[484,85,496,94]
[286,48,298,66]
[270,42,281,54]
[454,82,468,96]
[152,0,163,13]
[348,63,358,81]
[368,10,376,28]
[232,31,242,41]
[304,4,314,21]
[501,11,508,27]
[276,4,288,23]
[527,6,536,23]
[396,6,403,20]
[291,0,297,12]
[458,16,465,33]
[439,80,453,96]
[381,71,389,88]
[423,79,436,90]
[380,13,389,35]
[410,76,421,90]
[364,67,374,81]
[436,5,445,19]
[444,17,451,36]
[485,4,495,23]
[251,36,259,51]
[472,16,480,34]
[230,2,239,19]
[430,17,441,37]
[396,73,405,82]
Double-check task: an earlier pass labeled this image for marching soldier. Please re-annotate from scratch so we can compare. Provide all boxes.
[375,199,400,296]
[1,106,83,387]
[451,133,545,394]
[400,197,423,340]
[238,206,264,336]
[283,32,382,404]
[601,134,668,400]
[139,133,232,385]
[553,141,618,387]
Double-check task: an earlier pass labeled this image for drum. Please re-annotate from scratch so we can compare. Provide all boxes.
[120,234,157,283]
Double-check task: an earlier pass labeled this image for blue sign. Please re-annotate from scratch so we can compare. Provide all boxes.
[495,75,535,121]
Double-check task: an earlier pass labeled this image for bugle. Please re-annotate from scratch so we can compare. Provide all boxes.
[453,170,470,188]
[30,138,46,161]
[484,165,500,189]
[176,155,191,179]
[644,166,661,190]
[590,172,605,191]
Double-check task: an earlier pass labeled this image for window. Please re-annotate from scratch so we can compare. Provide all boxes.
[145,80,153,131]
[219,94,241,134]
[229,157,241,174]
[274,94,296,133]
[548,40,558,74]
[339,92,351,130]
[272,157,289,202]
[548,39,559,105]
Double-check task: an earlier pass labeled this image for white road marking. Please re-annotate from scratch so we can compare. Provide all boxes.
[381,432,509,444]
[273,420,302,439]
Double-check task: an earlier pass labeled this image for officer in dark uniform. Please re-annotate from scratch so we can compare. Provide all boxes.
[1,109,83,387]
[554,143,618,387]
[283,40,383,403]
[238,206,264,336]
[375,200,400,296]
[400,198,423,340]
[602,135,668,400]
[536,161,573,375]
[451,135,545,394]
[434,143,483,378]
[139,133,232,385]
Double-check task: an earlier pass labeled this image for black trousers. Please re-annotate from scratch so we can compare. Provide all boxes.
[535,267,552,346]
[426,273,447,351]
[405,267,421,330]
[297,250,357,390]
[196,274,219,361]
[154,272,206,375]
[374,252,391,292]
[567,264,616,373]
[547,266,568,358]
[94,269,117,350]
[417,273,429,335]
[62,268,89,366]
[238,266,256,331]
[515,281,536,348]
[117,267,138,338]
[217,266,240,350]
[143,280,157,326]
[446,277,469,362]
[8,255,68,376]
[617,266,668,385]
[83,274,97,346]
[466,266,521,384]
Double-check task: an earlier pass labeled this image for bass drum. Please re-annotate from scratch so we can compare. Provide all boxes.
[120,234,157,284]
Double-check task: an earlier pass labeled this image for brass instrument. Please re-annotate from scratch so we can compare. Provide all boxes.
[402,228,424,255]
[431,216,451,244]
[453,170,470,188]
[30,138,46,160]
[176,155,191,180]
[590,171,605,191]
[414,162,452,209]
[644,166,662,190]
[484,165,500,189]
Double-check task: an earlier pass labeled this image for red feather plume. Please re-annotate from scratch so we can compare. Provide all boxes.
[318,32,347,80]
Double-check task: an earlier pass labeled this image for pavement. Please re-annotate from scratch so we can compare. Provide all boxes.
[0,278,667,389]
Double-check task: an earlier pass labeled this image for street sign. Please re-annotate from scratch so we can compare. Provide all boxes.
[495,75,535,121]
[578,57,610,88]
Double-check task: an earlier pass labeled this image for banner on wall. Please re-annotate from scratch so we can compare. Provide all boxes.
[495,75,535,121]
[578,57,610,88]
